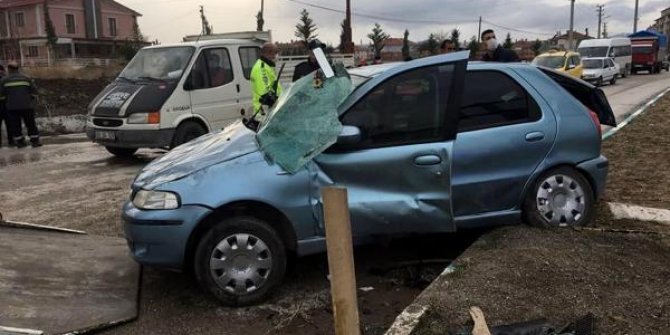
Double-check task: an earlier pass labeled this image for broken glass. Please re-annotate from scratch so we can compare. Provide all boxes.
[256,64,353,173]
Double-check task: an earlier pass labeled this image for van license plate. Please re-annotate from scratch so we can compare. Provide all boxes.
[96,130,116,141]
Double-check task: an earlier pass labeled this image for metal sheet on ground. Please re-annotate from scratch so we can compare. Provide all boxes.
[0,227,139,334]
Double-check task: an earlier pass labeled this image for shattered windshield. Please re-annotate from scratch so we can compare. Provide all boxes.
[256,64,354,173]
[119,46,194,81]
[578,47,608,58]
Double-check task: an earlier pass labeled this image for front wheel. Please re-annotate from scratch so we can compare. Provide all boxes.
[610,76,617,85]
[171,121,207,149]
[523,167,595,228]
[105,146,137,157]
[194,216,287,306]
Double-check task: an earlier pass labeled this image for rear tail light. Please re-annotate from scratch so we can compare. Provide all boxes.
[588,110,601,137]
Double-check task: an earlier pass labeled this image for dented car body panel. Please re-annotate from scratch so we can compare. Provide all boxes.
[124,53,611,270]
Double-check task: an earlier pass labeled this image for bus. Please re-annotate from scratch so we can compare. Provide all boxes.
[577,38,632,77]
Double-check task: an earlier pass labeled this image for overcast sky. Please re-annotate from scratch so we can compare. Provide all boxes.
[117,0,668,46]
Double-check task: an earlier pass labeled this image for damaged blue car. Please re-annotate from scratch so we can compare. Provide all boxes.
[123,52,616,306]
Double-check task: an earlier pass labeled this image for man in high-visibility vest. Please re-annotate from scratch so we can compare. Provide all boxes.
[0,61,41,148]
[250,43,282,117]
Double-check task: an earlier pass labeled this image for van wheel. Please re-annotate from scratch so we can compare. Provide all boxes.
[194,216,287,306]
[522,167,595,228]
[105,146,137,157]
[172,121,206,148]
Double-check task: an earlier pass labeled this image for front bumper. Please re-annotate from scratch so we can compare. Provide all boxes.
[577,155,609,200]
[86,124,175,149]
[122,201,212,269]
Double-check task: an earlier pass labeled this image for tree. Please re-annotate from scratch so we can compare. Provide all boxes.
[449,28,460,50]
[338,19,347,53]
[256,11,264,31]
[367,23,389,59]
[44,1,57,63]
[532,38,542,55]
[467,35,479,59]
[402,29,410,60]
[295,9,318,48]
[503,33,513,49]
[119,21,146,61]
[200,6,213,35]
[427,33,440,55]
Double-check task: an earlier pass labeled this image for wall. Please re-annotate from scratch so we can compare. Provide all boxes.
[7,5,41,38]
[49,0,87,38]
[23,63,124,80]
[99,0,135,40]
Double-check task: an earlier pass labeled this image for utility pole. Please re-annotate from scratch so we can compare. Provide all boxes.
[343,0,354,53]
[603,21,608,38]
[633,0,639,32]
[568,0,575,50]
[596,4,604,38]
[477,16,482,43]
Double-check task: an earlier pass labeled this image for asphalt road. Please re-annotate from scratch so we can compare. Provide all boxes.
[0,70,668,334]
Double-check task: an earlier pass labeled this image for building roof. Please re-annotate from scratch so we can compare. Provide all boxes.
[553,31,592,41]
[0,0,141,16]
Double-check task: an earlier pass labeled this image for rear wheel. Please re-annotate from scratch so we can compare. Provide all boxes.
[610,76,617,85]
[523,167,595,228]
[105,146,137,157]
[595,77,603,86]
[171,121,207,148]
[194,216,287,306]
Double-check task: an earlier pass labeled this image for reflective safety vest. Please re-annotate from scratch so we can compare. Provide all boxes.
[0,73,37,111]
[250,58,282,113]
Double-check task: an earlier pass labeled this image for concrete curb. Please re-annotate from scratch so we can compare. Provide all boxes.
[608,202,670,224]
[602,87,670,140]
[0,219,86,235]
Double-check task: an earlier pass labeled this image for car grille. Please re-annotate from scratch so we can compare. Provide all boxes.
[93,118,123,127]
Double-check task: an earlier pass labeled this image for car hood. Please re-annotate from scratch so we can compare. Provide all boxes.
[133,121,258,189]
[582,69,603,75]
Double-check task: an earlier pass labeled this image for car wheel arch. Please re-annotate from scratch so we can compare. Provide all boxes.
[184,200,298,272]
[520,163,598,209]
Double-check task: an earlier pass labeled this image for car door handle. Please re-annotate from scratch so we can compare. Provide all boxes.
[414,154,442,166]
[525,132,545,142]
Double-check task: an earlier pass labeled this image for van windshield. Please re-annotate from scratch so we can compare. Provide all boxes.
[578,47,608,57]
[532,56,566,69]
[582,59,603,69]
[119,47,194,82]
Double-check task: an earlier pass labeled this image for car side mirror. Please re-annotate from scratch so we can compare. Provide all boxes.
[337,125,362,145]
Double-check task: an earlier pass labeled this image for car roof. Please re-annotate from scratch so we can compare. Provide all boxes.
[143,39,260,50]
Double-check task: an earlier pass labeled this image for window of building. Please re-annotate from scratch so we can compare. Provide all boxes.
[108,18,117,36]
[239,47,260,79]
[188,48,234,89]
[27,46,38,57]
[340,64,454,149]
[15,12,24,27]
[458,71,541,132]
[66,14,75,34]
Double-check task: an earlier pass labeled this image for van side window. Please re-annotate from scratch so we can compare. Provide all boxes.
[239,47,261,80]
[189,48,234,90]
[458,71,541,132]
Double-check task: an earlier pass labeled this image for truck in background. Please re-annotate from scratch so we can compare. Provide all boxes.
[628,30,669,74]
[578,38,632,77]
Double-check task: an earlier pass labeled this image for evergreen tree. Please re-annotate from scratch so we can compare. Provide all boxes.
[467,36,479,59]
[256,11,264,31]
[449,28,460,50]
[367,23,390,59]
[402,29,410,60]
[295,9,318,48]
[503,33,514,49]
[532,38,542,55]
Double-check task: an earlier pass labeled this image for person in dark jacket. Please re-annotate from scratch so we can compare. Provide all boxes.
[0,64,15,147]
[292,49,320,82]
[480,29,520,63]
[0,62,41,148]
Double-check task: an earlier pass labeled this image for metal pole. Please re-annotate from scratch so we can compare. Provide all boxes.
[633,0,639,32]
[478,16,482,43]
[569,0,575,50]
[261,0,264,21]
[596,5,603,39]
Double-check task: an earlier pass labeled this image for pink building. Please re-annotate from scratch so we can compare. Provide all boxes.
[0,0,142,66]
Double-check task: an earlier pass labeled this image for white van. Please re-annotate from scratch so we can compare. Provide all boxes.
[577,38,632,77]
[86,34,267,157]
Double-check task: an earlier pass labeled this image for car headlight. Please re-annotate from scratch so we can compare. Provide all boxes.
[127,111,160,124]
[133,190,180,210]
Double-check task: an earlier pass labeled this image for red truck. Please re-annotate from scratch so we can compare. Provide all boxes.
[629,31,669,74]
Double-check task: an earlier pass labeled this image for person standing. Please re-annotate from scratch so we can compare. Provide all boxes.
[0,64,15,147]
[0,61,41,148]
[480,29,520,62]
[292,49,320,82]
[250,43,283,117]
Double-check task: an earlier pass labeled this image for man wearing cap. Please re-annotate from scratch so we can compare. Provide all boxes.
[250,43,283,117]
[0,64,15,147]
[0,61,41,148]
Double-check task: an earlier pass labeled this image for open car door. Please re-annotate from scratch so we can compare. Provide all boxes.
[538,67,617,127]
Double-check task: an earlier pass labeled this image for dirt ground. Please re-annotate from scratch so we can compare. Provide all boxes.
[34,79,111,118]
[412,94,670,334]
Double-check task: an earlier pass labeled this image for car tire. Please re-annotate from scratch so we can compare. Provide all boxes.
[194,216,287,306]
[105,146,137,157]
[522,167,595,228]
[610,76,616,85]
[171,121,207,149]
[596,77,603,86]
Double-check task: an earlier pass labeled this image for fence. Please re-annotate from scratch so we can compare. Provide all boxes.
[276,54,355,86]
[8,58,118,68]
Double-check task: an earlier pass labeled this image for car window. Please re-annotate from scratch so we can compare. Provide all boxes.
[608,59,616,68]
[188,48,233,90]
[340,64,454,149]
[239,46,260,80]
[458,71,541,132]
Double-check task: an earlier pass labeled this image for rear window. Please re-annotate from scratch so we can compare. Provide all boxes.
[583,59,603,69]
[533,56,566,69]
